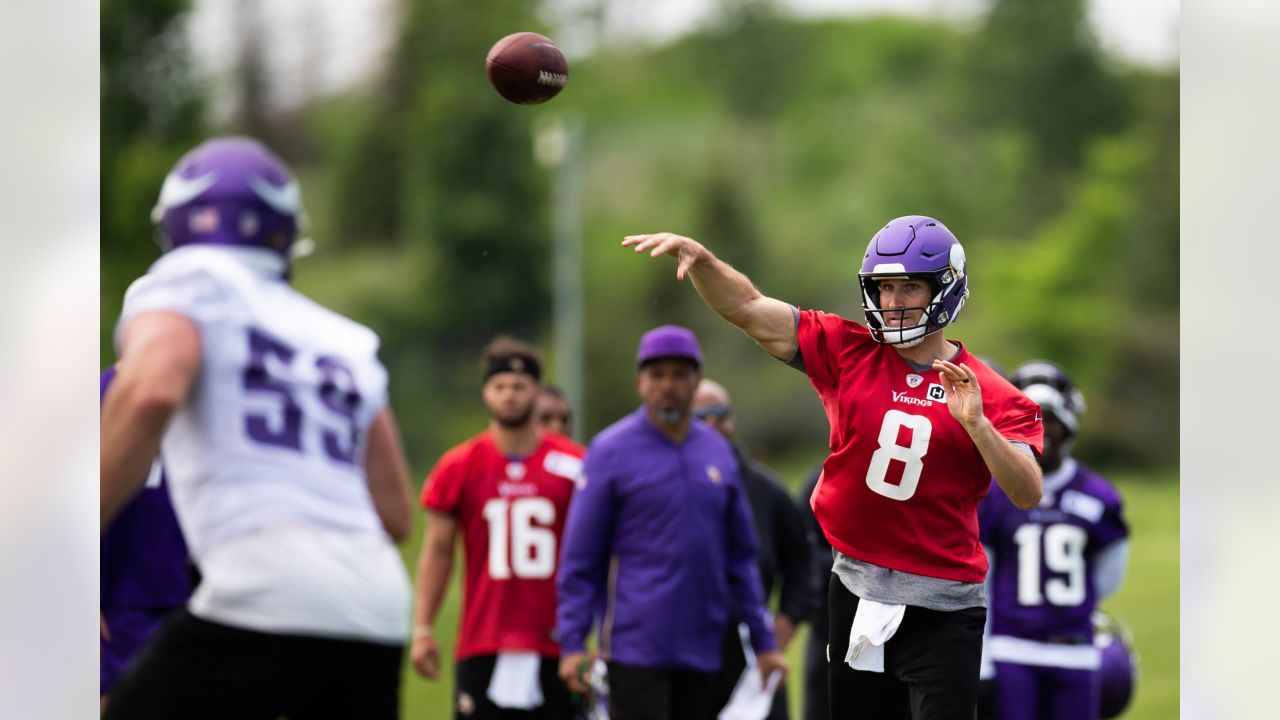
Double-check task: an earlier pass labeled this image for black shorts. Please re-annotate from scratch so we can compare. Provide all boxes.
[102,609,403,720]
[827,573,986,720]
[454,654,576,719]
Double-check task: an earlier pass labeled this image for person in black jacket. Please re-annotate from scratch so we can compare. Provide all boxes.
[694,378,816,720]
[797,466,831,720]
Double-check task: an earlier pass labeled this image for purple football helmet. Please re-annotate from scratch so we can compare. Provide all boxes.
[1010,360,1087,434]
[858,215,969,346]
[151,137,304,261]
[1094,612,1137,719]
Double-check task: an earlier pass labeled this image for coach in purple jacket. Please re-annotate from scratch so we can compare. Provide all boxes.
[557,325,787,719]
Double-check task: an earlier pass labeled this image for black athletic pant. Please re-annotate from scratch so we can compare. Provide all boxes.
[607,662,721,720]
[827,574,986,720]
[803,584,831,720]
[453,654,576,719]
[103,610,403,720]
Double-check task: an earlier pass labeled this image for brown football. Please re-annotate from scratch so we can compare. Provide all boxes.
[486,32,569,105]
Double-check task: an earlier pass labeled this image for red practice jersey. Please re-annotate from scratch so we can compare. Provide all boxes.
[422,430,584,659]
[798,309,1043,583]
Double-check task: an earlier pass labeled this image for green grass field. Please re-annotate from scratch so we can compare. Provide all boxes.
[395,469,1177,718]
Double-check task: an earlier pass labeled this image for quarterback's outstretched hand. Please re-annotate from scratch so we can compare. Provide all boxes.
[623,233,709,281]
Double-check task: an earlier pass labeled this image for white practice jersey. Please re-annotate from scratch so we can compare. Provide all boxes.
[116,245,409,643]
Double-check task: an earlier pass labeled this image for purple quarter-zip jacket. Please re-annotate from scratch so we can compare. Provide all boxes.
[556,407,776,671]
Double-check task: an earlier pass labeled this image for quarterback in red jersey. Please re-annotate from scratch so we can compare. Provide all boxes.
[412,336,585,719]
[624,216,1043,720]
[800,309,1042,584]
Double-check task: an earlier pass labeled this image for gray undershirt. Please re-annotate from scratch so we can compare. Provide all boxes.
[832,552,987,611]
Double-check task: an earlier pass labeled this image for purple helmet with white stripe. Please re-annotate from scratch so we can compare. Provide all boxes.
[1010,360,1087,434]
[151,137,304,260]
[858,215,969,346]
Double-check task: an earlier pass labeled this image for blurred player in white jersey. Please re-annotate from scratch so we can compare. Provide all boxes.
[101,137,415,720]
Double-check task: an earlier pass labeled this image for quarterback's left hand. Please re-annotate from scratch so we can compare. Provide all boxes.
[933,359,984,430]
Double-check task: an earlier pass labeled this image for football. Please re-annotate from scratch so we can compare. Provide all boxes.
[486,32,569,105]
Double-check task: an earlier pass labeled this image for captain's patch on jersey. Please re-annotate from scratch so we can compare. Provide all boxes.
[543,450,583,482]
[1061,490,1105,523]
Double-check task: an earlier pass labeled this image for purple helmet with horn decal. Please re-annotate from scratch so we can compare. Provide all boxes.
[151,137,305,260]
[858,215,969,346]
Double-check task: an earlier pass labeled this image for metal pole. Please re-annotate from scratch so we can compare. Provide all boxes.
[539,114,585,442]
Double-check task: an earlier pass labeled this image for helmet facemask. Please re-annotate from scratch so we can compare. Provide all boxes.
[859,275,941,347]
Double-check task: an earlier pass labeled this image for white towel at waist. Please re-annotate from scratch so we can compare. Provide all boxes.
[487,651,544,709]
[845,599,907,673]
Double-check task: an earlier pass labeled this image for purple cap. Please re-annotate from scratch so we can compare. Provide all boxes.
[636,325,703,368]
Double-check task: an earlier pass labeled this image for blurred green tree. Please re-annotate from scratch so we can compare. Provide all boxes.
[965,0,1130,173]
[101,0,204,361]
[328,0,557,459]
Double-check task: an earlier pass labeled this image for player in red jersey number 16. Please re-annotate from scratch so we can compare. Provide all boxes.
[412,336,586,719]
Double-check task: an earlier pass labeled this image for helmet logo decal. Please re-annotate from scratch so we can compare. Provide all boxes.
[153,170,218,220]
[188,207,220,234]
[248,174,302,215]
[949,242,966,278]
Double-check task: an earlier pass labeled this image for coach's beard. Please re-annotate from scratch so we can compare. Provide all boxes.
[494,406,535,429]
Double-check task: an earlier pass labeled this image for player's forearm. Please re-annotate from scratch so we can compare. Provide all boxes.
[686,254,798,360]
[413,542,453,628]
[364,410,414,542]
[100,393,177,527]
[1093,540,1130,601]
[685,250,763,324]
[968,419,1042,509]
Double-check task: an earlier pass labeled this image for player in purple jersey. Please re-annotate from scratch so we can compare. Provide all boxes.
[978,361,1130,720]
[100,367,191,712]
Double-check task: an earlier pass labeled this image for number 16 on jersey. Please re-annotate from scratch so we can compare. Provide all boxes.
[481,497,557,580]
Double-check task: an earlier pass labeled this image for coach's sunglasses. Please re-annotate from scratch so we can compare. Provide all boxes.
[693,405,731,421]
